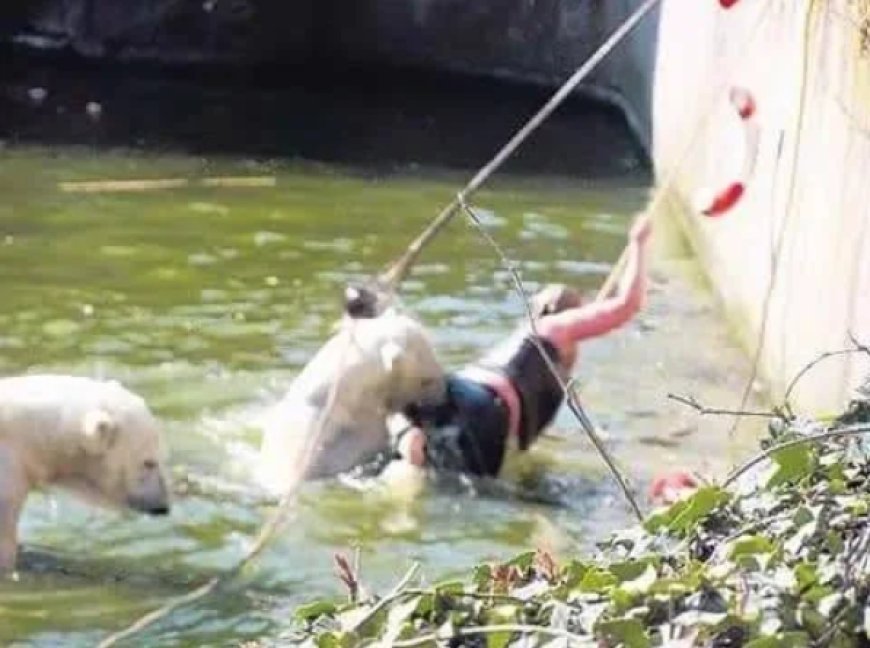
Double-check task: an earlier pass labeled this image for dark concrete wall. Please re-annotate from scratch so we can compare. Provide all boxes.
[1,0,657,147]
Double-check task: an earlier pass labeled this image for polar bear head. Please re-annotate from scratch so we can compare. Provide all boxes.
[73,386,171,516]
[374,311,446,411]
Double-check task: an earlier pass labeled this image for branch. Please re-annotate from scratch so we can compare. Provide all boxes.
[377,0,661,288]
[848,330,870,358]
[722,423,870,488]
[667,393,785,419]
[347,562,420,633]
[460,200,644,523]
[392,623,587,647]
[782,348,867,406]
[99,331,361,647]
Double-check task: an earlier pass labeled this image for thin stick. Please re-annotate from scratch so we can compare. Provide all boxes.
[98,328,358,647]
[460,200,644,522]
[667,393,785,419]
[60,179,191,193]
[596,245,630,301]
[781,349,865,406]
[58,176,276,193]
[347,562,421,633]
[378,0,662,290]
[392,623,586,647]
[721,423,870,488]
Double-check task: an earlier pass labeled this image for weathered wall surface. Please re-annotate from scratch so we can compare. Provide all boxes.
[651,0,870,412]
[0,0,658,147]
[323,0,658,148]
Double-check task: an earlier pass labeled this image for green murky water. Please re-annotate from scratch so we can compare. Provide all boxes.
[0,146,762,647]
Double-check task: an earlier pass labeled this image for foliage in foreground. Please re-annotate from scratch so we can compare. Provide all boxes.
[293,395,870,647]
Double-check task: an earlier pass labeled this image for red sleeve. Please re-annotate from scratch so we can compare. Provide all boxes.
[538,240,647,346]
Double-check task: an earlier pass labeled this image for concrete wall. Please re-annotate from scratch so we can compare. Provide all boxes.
[1,0,658,147]
[324,0,659,149]
[651,0,870,412]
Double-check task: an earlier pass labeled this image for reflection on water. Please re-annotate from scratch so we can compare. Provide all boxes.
[0,145,761,646]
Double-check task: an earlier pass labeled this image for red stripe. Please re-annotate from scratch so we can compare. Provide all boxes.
[702,182,745,217]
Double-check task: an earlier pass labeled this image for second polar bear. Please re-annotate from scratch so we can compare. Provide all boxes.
[0,374,171,572]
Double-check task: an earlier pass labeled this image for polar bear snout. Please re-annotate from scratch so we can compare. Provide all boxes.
[125,461,171,516]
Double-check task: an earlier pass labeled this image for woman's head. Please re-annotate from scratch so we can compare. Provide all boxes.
[530,284,583,319]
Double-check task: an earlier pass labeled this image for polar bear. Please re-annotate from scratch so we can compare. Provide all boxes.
[257,309,446,494]
[0,374,171,572]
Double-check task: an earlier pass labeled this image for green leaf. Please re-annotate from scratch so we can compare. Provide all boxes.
[793,562,818,591]
[765,444,814,488]
[382,597,421,643]
[473,564,493,589]
[729,534,775,557]
[485,628,514,648]
[434,580,465,596]
[577,567,617,593]
[560,561,590,587]
[315,631,354,648]
[644,486,730,535]
[506,551,536,570]
[619,564,658,596]
[486,604,520,624]
[610,560,656,583]
[295,600,339,622]
[414,592,435,619]
[596,617,650,648]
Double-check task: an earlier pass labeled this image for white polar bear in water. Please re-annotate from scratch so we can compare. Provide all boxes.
[257,308,446,494]
[0,374,171,572]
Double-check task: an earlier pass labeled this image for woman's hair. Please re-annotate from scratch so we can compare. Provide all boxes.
[530,284,583,318]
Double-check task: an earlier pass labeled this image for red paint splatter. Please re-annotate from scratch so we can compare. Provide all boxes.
[703,182,745,217]
[719,0,741,8]
[729,87,756,120]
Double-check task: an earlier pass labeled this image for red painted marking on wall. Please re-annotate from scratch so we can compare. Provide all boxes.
[730,87,756,120]
[703,182,745,217]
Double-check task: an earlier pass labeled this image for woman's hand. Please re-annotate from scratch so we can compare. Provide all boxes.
[629,212,653,245]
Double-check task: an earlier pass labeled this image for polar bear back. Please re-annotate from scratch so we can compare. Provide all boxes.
[0,375,148,437]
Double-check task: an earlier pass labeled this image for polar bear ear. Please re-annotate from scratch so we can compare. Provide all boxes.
[81,409,119,455]
[380,340,403,372]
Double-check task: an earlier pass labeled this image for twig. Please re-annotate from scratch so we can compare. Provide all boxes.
[402,588,528,605]
[377,0,661,290]
[392,623,586,647]
[782,348,867,406]
[98,328,359,647]
[334,552,360,603]
[95,578,222,647]
[667,393,785,419]
[596,243,630,302]
[459,200,644,523]
[848,331,870,358]
[347,562,421,633]
[58,176,276,193]
[722,423,870,488]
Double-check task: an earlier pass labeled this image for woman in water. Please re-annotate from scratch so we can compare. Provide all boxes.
[385,212,652,477]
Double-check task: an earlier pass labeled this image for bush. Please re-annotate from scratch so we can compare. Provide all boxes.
[293,392,870,647]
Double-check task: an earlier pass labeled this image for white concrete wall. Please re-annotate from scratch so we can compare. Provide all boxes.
[652,0,870,412]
